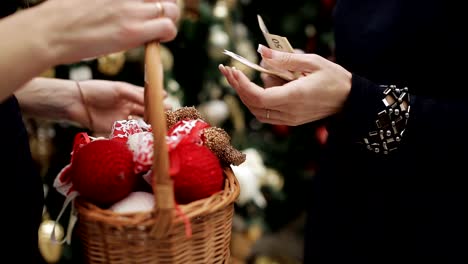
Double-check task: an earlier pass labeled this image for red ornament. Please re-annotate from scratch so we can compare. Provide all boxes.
[272,124,290,137]
[110,119,150,143]
[127,131,154,174]
[316,125,329,145]
[321,0,335,11]
[70,139,137,206]
[169,142,224,204]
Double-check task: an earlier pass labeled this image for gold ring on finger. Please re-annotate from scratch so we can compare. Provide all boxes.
[156,2,165,17]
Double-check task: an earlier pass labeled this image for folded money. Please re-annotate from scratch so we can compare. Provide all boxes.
[223,50,295,81]
[222,15,301,81]
[257,15,295,53]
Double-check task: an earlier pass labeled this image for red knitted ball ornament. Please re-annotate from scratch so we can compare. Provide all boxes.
[70,139,137,206]
[170,142,224,204]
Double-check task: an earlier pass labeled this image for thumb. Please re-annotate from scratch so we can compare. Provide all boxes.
[257,44,322,73]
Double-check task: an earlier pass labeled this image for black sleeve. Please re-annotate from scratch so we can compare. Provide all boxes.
[0,1,21,19]
[331,74,468,151]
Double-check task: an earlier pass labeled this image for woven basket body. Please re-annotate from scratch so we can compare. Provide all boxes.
[72,43,240,263]
[75,169,238,264]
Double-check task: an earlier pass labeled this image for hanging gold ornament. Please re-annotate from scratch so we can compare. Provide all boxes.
[40,68,56,78]
[97,51,126,76]
[160,44,174,72]
[125,46,145,62]
[28,121,55,178]
[38,219,64,263]
[226,0,237,10]
[254,256,281,264]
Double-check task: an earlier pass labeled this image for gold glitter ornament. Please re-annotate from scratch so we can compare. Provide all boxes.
[97,51,126,76]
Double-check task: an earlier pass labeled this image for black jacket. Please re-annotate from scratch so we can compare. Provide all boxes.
[1,2,45,263]
[305,1,467,263]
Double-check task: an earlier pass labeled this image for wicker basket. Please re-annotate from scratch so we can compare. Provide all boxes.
[73,42,240,263]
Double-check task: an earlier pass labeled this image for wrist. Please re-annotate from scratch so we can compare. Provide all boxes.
[15,78,73,120]
[75,81,94,131]
[339,70,353,108]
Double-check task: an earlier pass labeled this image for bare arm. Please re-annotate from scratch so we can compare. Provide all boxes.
[14,78,76,122]
[0,7,57,101]
[15,77,171,134]
[0,0,180,102]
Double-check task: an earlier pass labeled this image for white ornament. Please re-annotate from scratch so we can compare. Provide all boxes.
[110,192,155,213]
[230,148,269,208]
[69,65,92,81]
[231,165,266,208]
[241,148,267,179]
[198,100,230,127]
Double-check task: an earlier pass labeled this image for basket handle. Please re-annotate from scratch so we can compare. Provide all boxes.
[144,41,174,237]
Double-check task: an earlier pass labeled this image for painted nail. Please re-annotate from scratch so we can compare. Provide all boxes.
[257,44,273,59]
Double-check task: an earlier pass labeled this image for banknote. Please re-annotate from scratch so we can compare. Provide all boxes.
[257,15,295,53]
[222,15,300,81]
[223,50,295,81]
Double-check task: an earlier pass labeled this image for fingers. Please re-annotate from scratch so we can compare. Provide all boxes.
[143,0,177,3]
[219,63,301,121]
[249,106,294,125]
[230,66,294,109]
[219,64,257,107]
[260,72,287,88]
[259,60,287,87]
[139,1,180,22]
[164,101,173,111]
[116,82,145,105]
[131,103,145,116]
[140,18,178,42]
[257,44,324,73]
[219,64,239,88]
[131,0,180,43]
[219,64,305,125]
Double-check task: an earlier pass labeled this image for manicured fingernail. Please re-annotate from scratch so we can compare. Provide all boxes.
[257,44,272,59]
[218,64,225,73]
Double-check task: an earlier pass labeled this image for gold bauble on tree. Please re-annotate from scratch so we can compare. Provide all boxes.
[97,51,126,76]
[160,44,174,72]
[40,68,55,78]
[225,0,237,10]
[38,219,64,263]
